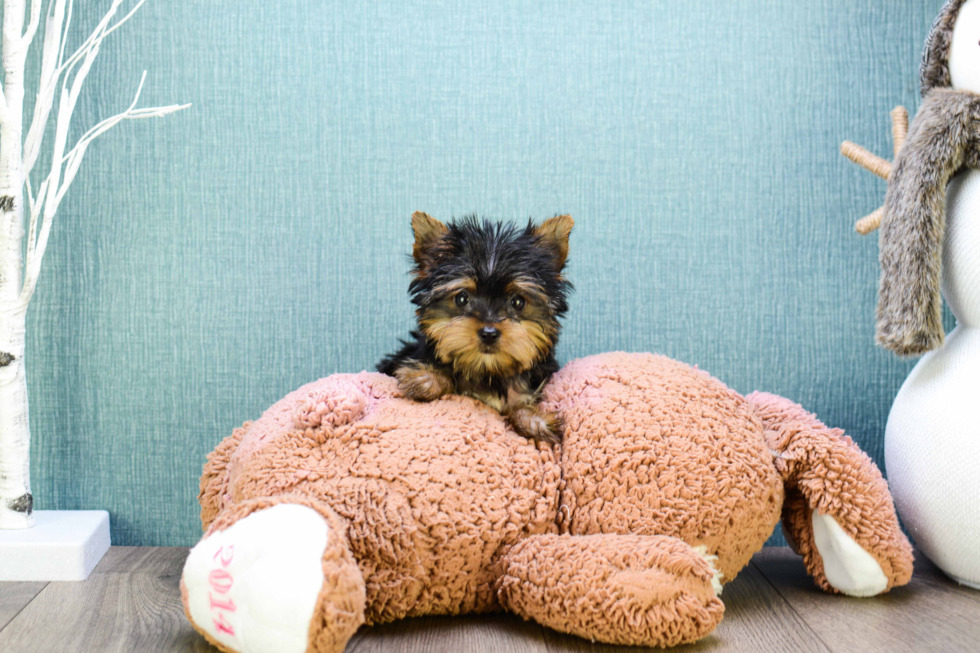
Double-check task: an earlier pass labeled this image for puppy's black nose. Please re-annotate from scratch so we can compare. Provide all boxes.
[478,326,501,344]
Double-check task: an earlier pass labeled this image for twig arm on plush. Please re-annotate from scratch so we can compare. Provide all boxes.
[840,107,909,235]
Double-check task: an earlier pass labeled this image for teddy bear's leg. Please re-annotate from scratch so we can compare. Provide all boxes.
[181,495,366,653]
[746,392,914,597]
[496,533,724,647]
[198,424,248,532]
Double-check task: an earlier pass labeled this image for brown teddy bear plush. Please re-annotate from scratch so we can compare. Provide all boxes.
[180,352,912,653]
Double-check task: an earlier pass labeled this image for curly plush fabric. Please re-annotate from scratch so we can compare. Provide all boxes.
[214,372,561,623]
[198,423,246,530]
[540,353,783,583]
[746,392,914,592]
[497,534,724,647]
[184,352,913,650]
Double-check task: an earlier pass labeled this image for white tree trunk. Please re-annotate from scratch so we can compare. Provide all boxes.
[0,309,31,529]
[0,0,34,528]
[0,0,186,529]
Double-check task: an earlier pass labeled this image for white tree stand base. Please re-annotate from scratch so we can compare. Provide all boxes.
[0,511,110,581]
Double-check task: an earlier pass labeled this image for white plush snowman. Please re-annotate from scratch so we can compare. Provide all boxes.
[871,0,980,589]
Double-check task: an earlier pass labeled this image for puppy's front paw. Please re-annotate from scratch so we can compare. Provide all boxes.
[395,365,453,402]
[508,407,563,444]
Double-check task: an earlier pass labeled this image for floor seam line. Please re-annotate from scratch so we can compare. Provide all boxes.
[0,582,50,635]
[751,558,835,653]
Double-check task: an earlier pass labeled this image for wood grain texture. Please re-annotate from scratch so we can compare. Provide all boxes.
[347,614,548,653]
[0,547,211,653]
[3,547,978,652]
[753,548,980,653]
[22,0,948,547]
[0,582,47,632]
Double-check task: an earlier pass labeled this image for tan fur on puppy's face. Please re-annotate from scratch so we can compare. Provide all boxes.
[418,272,559,379]
[422,314,554,378]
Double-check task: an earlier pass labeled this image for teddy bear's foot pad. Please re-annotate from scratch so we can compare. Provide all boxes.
[183,504,328,653]
[811,510,887,597]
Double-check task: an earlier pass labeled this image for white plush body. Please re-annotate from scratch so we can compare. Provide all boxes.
[885,168,980,589]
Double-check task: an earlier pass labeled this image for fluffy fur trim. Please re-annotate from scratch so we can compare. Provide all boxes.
[877,88,980,355]
[920,0,968,96]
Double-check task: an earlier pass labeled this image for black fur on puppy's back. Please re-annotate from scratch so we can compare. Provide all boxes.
[377,330,436,377]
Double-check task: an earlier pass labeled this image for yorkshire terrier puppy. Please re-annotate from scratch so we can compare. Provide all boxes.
[378,212,574,443]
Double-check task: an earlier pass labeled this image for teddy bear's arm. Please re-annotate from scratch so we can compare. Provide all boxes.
[495,533,724,648]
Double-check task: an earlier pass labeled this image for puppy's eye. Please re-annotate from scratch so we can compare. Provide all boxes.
[455,291,469,308]
[511,295,526,311]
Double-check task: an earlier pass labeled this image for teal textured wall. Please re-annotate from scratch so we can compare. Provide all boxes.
[24,0,946,545]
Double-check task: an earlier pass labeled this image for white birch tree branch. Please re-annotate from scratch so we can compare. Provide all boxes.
[21,72,189,304]
[18,0,190,306]
[0,0,188,529]
[20,0,42,47]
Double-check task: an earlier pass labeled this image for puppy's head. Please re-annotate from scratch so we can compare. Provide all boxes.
[407,212,573,378]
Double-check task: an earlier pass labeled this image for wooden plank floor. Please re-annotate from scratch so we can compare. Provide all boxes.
[0,547,977,653]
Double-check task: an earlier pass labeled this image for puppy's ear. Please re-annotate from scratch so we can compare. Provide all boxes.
[534,215,574,269]
[411,211,448,265]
